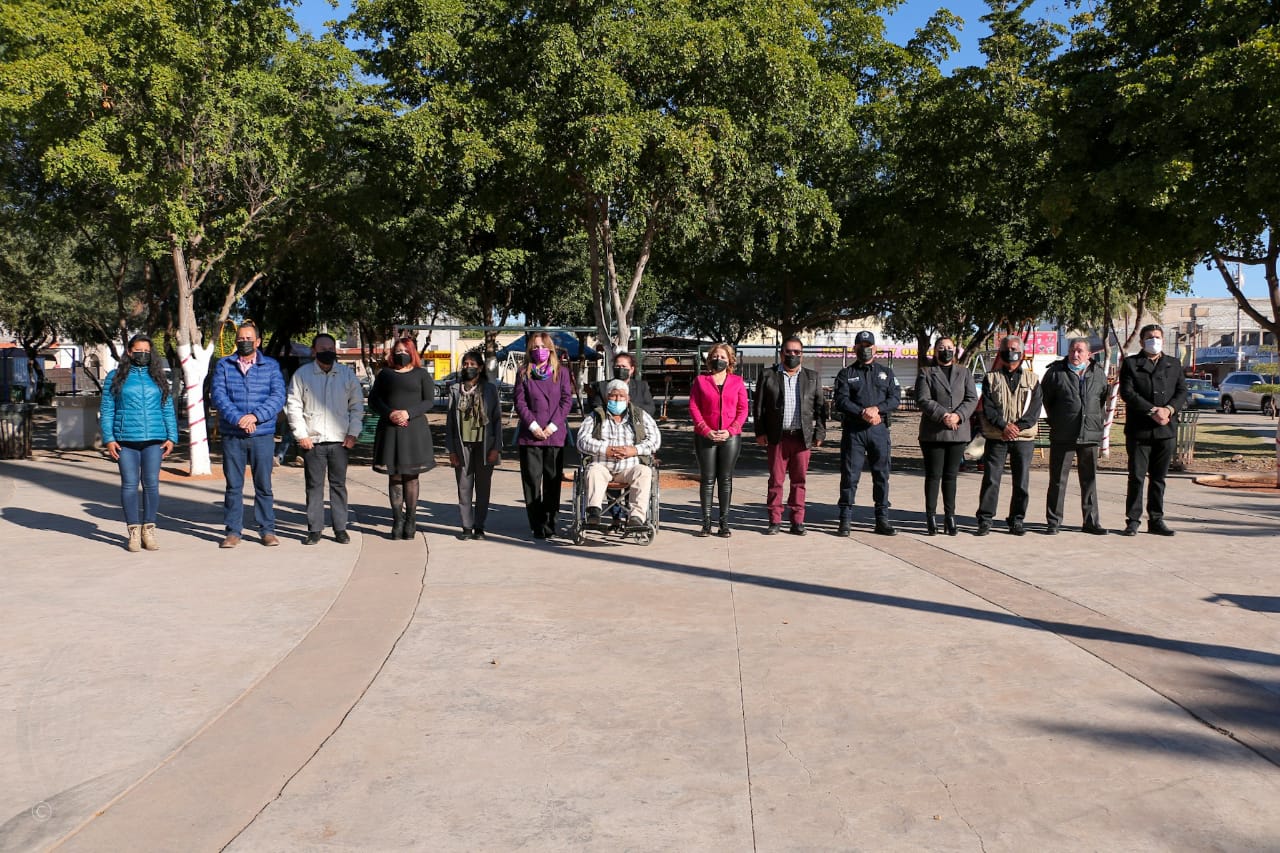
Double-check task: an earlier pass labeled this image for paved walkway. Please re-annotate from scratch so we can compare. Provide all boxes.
[1,452,1278,851]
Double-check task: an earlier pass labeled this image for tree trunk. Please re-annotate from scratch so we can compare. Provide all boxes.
[172,241,214,476]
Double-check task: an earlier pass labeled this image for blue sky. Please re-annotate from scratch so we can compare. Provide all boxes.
[291,0,1259,300]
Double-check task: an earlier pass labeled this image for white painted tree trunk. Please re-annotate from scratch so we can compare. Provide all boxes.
[177,341,214,476]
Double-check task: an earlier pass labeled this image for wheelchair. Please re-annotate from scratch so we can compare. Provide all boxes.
[568,457,661,546]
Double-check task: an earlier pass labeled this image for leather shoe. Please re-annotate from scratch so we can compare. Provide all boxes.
[334,530,351,544]
[459,527,473,540]
[472,528,486,540]
[1008,521,1025,536]
[944,515,958,536]
[764,523,781,535]
[1121,521,1139,536]
[1148,520,1176,536]
[219,534,241,549]
[302,532,322,545]
[1082,523,1108,536]
[837,519,852,537]
[1044,524,1059,536]
[261,533,280,547]
[974,523,991,537]
[874,518,896,536]
[716,523,732,538]
[586,507,602,529]
[696,521,712,538]
[789,523,806,536]
[925,516,937,536]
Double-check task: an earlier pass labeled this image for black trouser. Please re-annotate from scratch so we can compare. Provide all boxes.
[920,441,966,517]
[1047,442,1100,528]
[302,442,349,533]
[976,439,1033,525]
[694,433,741,522]
[455,441,494,530]
[838,424,892,520]
[519,444,564,536]
[1125,436,1174,523]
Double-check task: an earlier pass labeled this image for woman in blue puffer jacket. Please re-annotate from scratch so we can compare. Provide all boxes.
[99,334,178,552]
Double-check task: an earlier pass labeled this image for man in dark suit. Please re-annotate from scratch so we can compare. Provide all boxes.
[1119,324,1188,536]
[754,336,826,535]
[1041,338,1112,535]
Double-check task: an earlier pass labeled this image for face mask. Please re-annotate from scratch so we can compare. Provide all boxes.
[614,366,631,381]
[856,347,874,363]
[935,348,955,365]
[1142,337,1163,355]
[393,352,412,367]
[782,354,802,369]
[710,358,728,373]
[531,347,550,364]
[606,400,627,415]
[461,366,479,381]
[1068,361,1087,373]
[1001,349,1022,364]
[129,352,151,368]
[235,340,256,357]
[315,351,337,366]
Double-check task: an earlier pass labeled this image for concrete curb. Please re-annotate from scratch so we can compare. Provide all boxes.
[49,529,428,852]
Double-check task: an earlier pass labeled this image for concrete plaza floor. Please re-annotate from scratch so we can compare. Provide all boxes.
[1,450,1278,851]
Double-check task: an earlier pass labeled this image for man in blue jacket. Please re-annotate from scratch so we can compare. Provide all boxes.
[211,321,286,548]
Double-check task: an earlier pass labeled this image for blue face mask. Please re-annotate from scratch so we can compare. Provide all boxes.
[606,400,628,415]
[1068,361,1087,373]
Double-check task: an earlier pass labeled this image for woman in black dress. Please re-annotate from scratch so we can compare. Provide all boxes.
[369,337,435,538]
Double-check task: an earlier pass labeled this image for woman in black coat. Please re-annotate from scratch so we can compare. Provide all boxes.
[369,337,435,539]
[915,336,978,535]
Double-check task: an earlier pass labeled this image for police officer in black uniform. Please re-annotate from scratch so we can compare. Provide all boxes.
[833,331,900,536]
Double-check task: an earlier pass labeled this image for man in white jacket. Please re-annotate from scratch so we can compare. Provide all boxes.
[286,333,365,544]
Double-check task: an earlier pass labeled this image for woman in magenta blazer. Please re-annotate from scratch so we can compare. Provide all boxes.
[514,331,574,539]
[688,343,749,537]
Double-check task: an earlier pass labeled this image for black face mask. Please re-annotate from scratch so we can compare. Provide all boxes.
[461,366,479,381]
[315,351,337,366]
[935,348,955,365]
[393,352,412,367]
[782,354,802,369]
[614,366,631,381]
[710,358,728,373]
[235,340,256,357]
[1001,349,1023,365]
[130,352,151,368]
[856,347,874,363]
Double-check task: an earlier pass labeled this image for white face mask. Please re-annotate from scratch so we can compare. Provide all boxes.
[1141,337,1163,355]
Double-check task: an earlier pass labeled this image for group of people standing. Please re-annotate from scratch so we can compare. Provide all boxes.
[97,322,1188,550]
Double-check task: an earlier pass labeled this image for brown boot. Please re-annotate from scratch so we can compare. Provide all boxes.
[140,523,159,551]
[126,524,141,552]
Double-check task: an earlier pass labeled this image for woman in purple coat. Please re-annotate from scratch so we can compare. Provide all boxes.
[514,332,574,539]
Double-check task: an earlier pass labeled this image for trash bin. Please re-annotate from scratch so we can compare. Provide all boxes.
[54,395,102,450]
[0,403,33,459]
[1175,409,1200,466]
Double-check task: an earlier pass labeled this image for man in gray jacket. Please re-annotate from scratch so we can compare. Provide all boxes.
[1041,338,1111,535]
[286,333,365,544]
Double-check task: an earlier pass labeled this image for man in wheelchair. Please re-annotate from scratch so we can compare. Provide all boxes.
[576,380,662,531]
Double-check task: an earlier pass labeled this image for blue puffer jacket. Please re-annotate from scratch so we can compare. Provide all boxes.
[99,368,179,444]
[210,351,286,436]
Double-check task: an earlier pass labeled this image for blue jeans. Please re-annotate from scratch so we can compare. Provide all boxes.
[221,431,276,536]
[118,440,164,525]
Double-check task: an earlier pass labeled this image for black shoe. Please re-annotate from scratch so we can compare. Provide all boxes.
[1082,522,1108,536]
[334,530,350,544]
[585,508,602,530]
[302,531,322,545]
[459,527,473,540]
[626,516,648,532]
[1122,521,1139,536]
[925,516,938,536]
[717,522,732,538]
[1045,524,1059,536]
[472,527,486,540]
[837,519,852,537]
[1148,520,1176,536]
[764,523,781,535]
[1008,521,1025,536]
[974,522,991,537]
[874,518,896,536]
[790,523,806,536]
[696,520,712,538]
[531,528,546,539]
[944,515,957,536]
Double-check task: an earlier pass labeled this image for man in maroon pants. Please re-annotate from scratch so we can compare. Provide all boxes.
[754,336,827,535]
